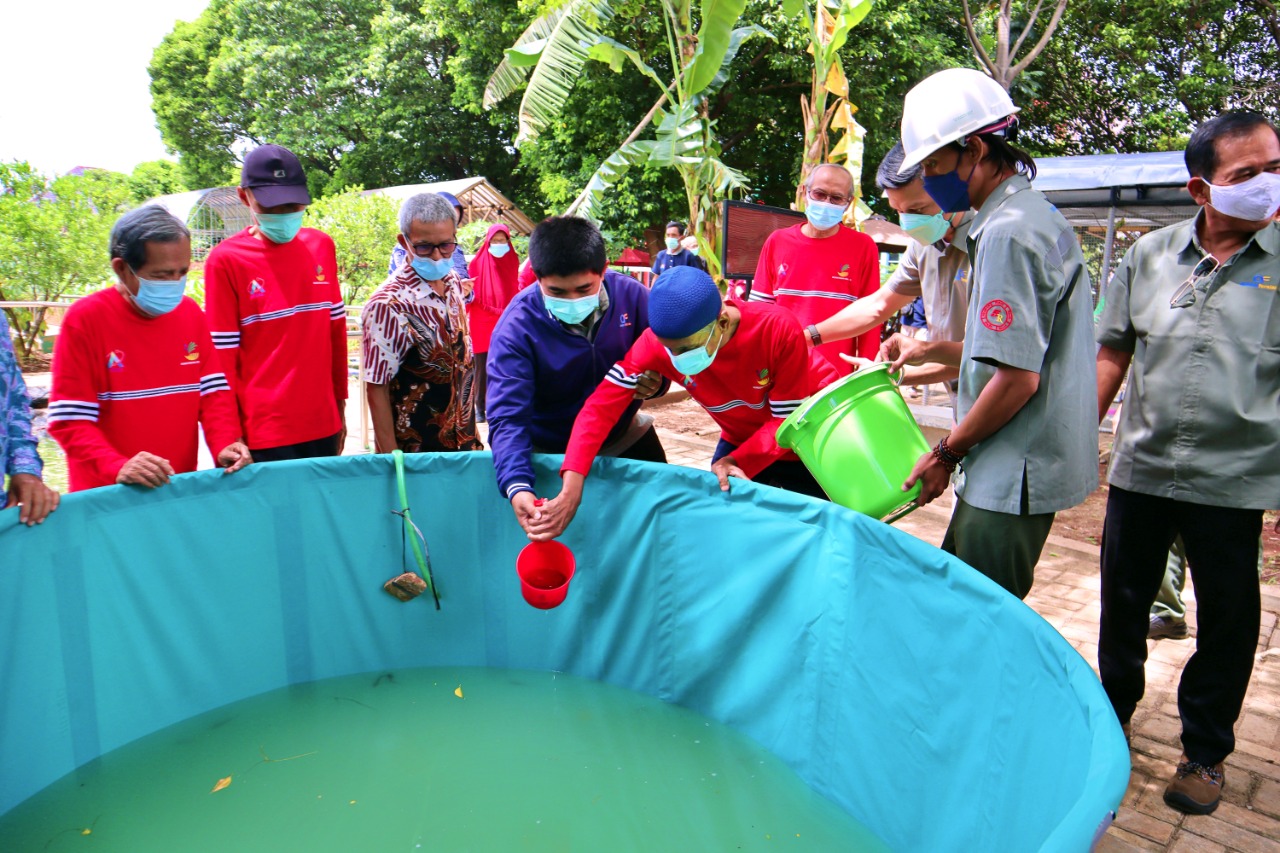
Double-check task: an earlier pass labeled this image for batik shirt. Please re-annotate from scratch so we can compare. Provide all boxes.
[361,265,481,452]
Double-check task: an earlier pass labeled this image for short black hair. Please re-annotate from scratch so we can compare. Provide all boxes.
[528,216,607,278]
[665,221,686,234]
[109,205,190,269]
[1185,110,1280,181]
[876,142,920,191]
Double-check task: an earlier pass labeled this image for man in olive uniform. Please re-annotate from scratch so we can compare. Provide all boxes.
[1095,110,1280,816]
[883,68,1097,600]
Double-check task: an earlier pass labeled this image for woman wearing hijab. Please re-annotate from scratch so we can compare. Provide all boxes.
[468,224,523,422]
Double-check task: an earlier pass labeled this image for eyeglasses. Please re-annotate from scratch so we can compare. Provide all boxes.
[806,188,851,207]
[409,240,458,258]
[1169,255,1220,309]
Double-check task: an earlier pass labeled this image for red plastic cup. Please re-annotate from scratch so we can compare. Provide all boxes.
[516,541,577,609]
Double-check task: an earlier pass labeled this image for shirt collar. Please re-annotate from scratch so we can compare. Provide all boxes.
[967,173,1032,242]
[1184,208,1280,260]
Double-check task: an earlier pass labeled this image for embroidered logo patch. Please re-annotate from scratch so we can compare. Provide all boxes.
[836,264,850,278]
[619,312,632,328]
[249,279,266,298]
[315,264,326,282]
[777,263,789,278]
[754,368,772,388]
[183,341,199,362]
[981,300,1013,332]
[107,350,125,372]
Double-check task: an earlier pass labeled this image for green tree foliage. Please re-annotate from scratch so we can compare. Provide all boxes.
[302,189,401,305]
[0,164,132,361]
[1016,0,1279,155]
[128,160,188,205]
[149,0,531,200]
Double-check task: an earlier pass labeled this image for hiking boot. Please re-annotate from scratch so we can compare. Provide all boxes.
[1148,614,1189,640]
[1164,756,1225,815]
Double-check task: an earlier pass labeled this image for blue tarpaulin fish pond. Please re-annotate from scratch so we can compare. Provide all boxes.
[0,452,1128,851]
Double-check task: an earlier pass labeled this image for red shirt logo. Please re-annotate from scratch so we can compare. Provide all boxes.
[981,300,1013,332]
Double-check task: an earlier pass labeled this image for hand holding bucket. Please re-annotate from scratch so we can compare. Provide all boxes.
[516,500,577,609]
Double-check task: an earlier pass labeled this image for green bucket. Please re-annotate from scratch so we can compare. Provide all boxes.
[776,364,932,523]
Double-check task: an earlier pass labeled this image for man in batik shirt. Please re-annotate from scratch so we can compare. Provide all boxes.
[361,193,481,453]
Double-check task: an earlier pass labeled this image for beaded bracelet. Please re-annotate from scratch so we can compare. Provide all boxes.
[931,435,966,473]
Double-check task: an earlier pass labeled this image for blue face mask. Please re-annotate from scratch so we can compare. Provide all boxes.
[255,210,305,244]
[544,291,600,325]
[488,242,511,259]
[131,273,187,317]
[411,255,454,281]
[665,237,681,252]
[804,200,847,231]
[922,154,978,214]
[899,212,951,245]
[666,325,723,377]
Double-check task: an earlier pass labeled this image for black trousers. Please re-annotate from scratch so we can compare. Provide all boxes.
[1098,486,1262,765]
[617,425,668,464]
[474,352,489,422]
[251,430,342,463]
[712,438,828,500]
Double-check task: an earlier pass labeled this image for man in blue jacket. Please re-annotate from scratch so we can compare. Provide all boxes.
[487,216,667,536]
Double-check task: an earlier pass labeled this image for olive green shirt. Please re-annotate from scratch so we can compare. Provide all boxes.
[1097,214,1280,510]
[956,174,1099,515]
[885,214,973,346]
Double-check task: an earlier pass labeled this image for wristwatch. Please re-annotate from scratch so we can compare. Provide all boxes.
[806,324,822,346]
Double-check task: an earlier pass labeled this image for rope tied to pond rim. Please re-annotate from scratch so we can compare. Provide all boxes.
[386,450,440,608]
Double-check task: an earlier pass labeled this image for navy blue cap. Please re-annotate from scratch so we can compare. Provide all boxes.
[240,144,311,207]
[649,266,723,339]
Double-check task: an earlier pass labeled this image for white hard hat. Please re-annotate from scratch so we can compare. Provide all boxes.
[899,67,1020,173]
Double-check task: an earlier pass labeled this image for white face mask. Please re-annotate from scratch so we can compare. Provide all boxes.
[1208,172,1280,222]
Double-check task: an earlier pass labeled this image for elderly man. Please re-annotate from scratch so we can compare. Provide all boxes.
[48,206,250,490]
[204,143,349,461]
[1095,110,1280,815]
[2,312,58,524]
[814,142,972,400]
[749,163,880,375]
[361,193,481,453]
[388,191,471,281]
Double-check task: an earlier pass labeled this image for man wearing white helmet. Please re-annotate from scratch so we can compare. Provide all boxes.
[882,67,1097,600]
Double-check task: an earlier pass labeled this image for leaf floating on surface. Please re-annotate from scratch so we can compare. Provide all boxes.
[454,685,464,699]
[211,776,232,793]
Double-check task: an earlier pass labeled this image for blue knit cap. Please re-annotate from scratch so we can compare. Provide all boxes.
[649,266,723,339]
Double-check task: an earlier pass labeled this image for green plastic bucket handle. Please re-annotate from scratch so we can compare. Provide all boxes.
[393,450,440,608]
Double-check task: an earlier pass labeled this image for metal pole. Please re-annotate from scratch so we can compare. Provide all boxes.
[1097,189,1119,306]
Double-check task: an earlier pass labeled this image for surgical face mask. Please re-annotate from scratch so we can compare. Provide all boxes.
[544,291,600,325]
[899,211,951,245]
[254,210,305,244]
[489,242,511,258]
[923,152,978,213]
[1208,172,1280,222]
[804,200,847,231]
[411,255,454,281]
[665,237,681,252]
[130,272,186,317]
[666,325,723,377]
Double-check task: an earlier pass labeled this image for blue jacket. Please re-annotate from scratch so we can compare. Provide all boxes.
[487,271,656,500]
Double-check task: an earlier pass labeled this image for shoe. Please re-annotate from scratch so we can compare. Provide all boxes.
[1148,614,1189,640]
[1164,756,1224,815]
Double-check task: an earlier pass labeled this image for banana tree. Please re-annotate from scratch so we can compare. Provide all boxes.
[791,0,874,224]
[483,0,770,276]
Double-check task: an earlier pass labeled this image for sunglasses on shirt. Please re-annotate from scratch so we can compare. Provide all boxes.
[1169,255,1220,309]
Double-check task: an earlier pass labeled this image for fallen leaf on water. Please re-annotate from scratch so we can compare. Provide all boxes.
[81,829,92,836]
[211,776,232,793]
[454,685,464,699]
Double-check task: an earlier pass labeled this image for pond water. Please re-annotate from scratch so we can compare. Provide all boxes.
[0,667,888,852]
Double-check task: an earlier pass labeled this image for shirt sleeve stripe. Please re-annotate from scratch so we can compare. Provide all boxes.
[747,291,775,302]
[605,365,641,389]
